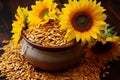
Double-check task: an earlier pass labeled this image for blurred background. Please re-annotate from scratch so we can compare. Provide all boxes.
[0,0,120,80]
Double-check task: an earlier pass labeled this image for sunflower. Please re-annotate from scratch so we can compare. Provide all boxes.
[60,0,107,45]
[28,0,58,27]
[85,36,120,63]
[11,7,29,47]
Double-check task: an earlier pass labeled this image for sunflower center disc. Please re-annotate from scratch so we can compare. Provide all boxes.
[92,41,113,54]
[72,14,93,32]
[41,8,49,18]
[76,15,89,27]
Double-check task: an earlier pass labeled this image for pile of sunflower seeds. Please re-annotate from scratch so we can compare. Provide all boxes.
[25,22,72,47]
[0,41,102,80]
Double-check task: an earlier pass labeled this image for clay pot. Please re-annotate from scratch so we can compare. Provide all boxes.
[21,35,85,71]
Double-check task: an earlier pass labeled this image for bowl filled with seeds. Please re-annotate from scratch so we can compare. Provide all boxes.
[21,21,84,71]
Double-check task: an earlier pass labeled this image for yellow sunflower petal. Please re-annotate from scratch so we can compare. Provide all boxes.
[75,31,81,42]
[65,29,76,42]
[11,7,28,47]
[84,32,91,42]
[81,33,87,45]
[66,34,75,42]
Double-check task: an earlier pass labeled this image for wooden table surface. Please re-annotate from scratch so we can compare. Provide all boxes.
[0,0,120,80]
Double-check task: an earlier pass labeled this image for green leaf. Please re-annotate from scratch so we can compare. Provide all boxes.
[102,24,118,38]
